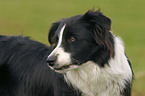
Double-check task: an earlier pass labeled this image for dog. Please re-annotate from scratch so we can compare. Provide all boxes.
[0,10,133,96]
[0,36,80,96]
[46,10,133,96]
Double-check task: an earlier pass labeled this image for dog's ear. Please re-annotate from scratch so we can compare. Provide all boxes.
[48,21,61,44]
[82,10,111,30]
[82,10,114,58]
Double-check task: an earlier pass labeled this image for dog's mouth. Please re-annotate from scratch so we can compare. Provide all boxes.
[54,64,73,70]
[47,58,81,73]
[54,58,81,70]
[48,63,80,73]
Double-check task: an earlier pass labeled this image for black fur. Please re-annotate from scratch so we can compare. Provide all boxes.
[0,35,81,96]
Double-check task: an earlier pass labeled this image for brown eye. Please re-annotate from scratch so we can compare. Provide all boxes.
[52,43,56,46]
[69,37,76,42]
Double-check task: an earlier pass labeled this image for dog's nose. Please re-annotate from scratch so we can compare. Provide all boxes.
[46,56,56,67]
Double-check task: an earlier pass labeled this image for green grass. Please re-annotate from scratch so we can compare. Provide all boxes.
[0,0,145,95]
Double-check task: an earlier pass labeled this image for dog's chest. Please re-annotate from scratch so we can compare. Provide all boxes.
[65,62,123,96]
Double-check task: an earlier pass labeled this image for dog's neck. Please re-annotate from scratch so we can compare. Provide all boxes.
[65,37,132,96]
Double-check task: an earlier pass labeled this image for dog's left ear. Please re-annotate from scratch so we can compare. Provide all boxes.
[81,10,114,58]
[82,10,111,30]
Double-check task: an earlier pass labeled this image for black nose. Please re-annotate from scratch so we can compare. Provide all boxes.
[46,56,56,67]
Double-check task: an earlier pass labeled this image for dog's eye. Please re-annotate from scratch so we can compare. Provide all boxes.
[69,37,76,42]
[52,43,56,46]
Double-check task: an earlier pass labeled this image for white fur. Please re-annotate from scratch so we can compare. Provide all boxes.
[47,25,72,69]
[65,37,132,96]
[54,47,71,67]
[48,25,66,58]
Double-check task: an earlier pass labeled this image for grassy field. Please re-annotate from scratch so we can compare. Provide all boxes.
[0,0,145,95]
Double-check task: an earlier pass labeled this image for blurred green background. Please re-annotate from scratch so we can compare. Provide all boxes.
[0,0,145,95]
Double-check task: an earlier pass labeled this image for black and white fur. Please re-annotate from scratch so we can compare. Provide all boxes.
[47,10,133,96]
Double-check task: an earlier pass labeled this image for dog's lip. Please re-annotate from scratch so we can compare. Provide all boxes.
[54,64,80,73]
[54,61,81,71]
[47,63,74,71]
[47,63,80,73]
[54,64,73,70]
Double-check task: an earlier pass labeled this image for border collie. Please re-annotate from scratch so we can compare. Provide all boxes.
[47,10,133,96]
[0,10,133,96]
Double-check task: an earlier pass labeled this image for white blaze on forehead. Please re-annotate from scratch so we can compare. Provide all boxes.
[48,24,66,58]
[48,24,72,67]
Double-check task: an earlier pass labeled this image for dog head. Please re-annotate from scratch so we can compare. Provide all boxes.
[46,10,114,73]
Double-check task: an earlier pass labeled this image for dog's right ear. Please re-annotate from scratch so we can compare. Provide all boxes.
[48,21,61,44]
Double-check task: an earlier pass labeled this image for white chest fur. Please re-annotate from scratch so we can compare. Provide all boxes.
[65,37,132,96]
